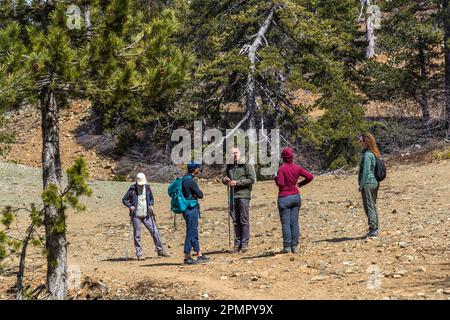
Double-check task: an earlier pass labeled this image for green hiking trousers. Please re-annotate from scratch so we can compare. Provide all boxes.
[361,183,379,232]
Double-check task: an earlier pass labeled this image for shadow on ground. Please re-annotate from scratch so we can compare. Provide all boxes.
[314,236,366,243]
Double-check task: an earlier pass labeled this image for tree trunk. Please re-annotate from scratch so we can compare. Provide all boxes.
[41,85,67,300]
[444,0,450,134]
[418,43,430,123]
[16,223,34,300]
[243,8,275,130]
[365,0,376,59]
[83,4,91,38]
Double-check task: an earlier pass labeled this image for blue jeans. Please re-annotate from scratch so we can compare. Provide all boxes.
[183,207,200,255]
[277,194,301,249]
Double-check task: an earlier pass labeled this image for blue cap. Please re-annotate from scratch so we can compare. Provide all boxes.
[187,161,203,171]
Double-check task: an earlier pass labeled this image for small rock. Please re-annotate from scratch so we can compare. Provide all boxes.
[391,209,397,214]
[311,275,329,281]
[395,269,408,276]
[443,288,450,295]
[220,276,228,280]
[414,266,426,273]
[399,241,408,248]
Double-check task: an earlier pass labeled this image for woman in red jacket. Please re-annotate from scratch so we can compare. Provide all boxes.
[274,147,314,253]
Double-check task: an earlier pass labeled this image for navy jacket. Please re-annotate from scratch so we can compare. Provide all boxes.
[182,174,203,200]
[122,184,154,216]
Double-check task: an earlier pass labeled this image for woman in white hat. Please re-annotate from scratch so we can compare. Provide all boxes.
[122,172,169,259]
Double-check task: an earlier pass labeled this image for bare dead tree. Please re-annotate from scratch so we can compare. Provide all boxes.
[358,0,376,59]
[239,7,276,130]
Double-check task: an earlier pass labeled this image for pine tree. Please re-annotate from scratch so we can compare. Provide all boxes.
[0,0,192,299]
[361,0,443,124]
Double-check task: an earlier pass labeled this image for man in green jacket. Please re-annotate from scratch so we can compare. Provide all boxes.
[222,148,256,253]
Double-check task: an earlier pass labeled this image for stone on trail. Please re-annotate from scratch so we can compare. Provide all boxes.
[443,288,450,295]
[311,275,330,281]
[414,266,427,272]
[399,241,408,248]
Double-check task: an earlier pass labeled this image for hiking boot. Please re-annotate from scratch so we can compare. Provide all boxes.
[291,246,299,254]
[366,230,379,238]
[158,251,170,258]
[229,246,240,254]
[197,255,210,263]
[240,246,248,253]
[280,247,291,254]
[184,258,198,265]
[136,255,143,261]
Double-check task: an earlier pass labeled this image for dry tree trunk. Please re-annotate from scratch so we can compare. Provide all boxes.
[241,7,275,130]
[83,3,91,38]
[365,0,376,59]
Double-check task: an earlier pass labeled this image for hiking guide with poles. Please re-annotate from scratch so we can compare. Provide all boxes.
[222,148,255,253]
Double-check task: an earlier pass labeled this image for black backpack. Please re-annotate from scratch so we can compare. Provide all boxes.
[374,157,387,182]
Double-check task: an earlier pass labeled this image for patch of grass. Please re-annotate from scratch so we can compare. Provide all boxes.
[434,149,450,161]
[112,174,128,182]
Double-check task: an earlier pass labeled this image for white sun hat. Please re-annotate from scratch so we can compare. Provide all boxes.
[136,172,147,185]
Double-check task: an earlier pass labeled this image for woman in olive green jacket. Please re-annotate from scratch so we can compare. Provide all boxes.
[358,133,381,238]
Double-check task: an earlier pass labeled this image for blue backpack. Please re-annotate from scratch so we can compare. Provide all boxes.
[168,175,199,214]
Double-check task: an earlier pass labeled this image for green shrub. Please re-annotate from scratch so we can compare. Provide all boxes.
[434,149,450,161]
[295,92,370,170]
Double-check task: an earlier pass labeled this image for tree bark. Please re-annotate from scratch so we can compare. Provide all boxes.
[444,0,450,134]
[83,3,91,38]
[242,8,275,130]
[365,0,376,59]
[418,42,430,123]
[16,223,34,300]
[41,85,67,300]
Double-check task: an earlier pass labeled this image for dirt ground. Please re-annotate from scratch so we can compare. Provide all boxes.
[0,157,449,300]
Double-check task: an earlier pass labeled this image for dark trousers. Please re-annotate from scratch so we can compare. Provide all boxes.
[183,207,200,255]
[361,183,379,232]
[231,198,250,248]
[277,194,301,249]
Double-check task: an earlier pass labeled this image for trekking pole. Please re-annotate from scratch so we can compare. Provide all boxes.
[173,213,176,230]
[124,219,133,260]
[227,186,231,248]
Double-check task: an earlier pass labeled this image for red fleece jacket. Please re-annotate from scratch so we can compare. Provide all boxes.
[274,148,314,197]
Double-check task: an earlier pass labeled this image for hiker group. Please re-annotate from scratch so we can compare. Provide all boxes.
[122,133,386,265]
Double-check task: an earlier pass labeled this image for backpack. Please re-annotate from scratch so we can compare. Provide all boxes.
[167,175,199,214]
[374,157,387,182]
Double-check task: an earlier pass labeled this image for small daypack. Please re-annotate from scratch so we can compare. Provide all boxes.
[167,175,198,214]
[374,157,387,182]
